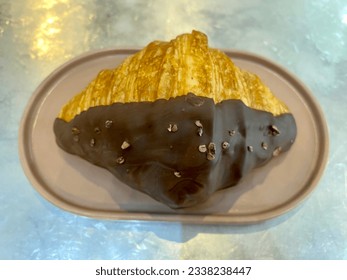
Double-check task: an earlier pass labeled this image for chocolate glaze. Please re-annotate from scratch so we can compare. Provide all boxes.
[54,93,297,208]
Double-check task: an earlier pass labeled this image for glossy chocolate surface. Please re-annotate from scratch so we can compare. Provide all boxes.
[54,93,296,208]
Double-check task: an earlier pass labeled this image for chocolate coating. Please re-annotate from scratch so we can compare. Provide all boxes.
[54,93,296,208]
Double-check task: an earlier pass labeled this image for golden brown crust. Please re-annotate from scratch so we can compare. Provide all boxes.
[58,30,289,122]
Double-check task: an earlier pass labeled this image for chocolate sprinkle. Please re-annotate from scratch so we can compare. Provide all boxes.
[272,146,282,157]
[207,142,216,160]
[222,141,230,149]
[71,127,80,135]
[116,156,125,164]
[195,120,203,136]
[195,120,203,127]
[167,123,178,132]
[208,142,216,153]
[228,130,236,136]
[247,145,254,152]
[269,124,280,136]
[198,144,207,153]
[261,142,268,150]
[105,120,113,128]
[207,153,215,161]
[121,141,131,150]
[197,127,203,136]
[90,138,95,147]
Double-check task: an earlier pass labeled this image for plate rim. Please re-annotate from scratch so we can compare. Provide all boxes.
[18,48,329,224]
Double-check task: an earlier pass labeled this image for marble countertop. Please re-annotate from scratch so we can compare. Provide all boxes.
[1,0,346,259]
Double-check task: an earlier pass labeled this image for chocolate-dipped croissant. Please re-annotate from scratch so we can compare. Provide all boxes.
[54,30,296,209]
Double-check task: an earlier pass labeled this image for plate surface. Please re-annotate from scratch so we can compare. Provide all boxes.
[19,49,329,224]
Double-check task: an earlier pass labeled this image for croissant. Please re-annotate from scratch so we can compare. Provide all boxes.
[54,30,296,209]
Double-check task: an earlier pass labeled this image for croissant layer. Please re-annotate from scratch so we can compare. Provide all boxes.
[58,31,289,122]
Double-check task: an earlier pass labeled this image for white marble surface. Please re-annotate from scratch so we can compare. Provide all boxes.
[0,0,346,259]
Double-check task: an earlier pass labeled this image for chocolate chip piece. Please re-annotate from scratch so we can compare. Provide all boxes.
[195,120,203,128]
[116,156,125,164]
[261,142,268,150]
[269,125,280,136]
[208,142,216,154]
[207,153,215,160]
[272,147,282,157]
[228,130,236,136]
[207,142,216,160]
[198,144,207,153]
[121,141,131,150]
[222,141,230,149]
[90,138,96,147]
[194,120,203,136]
[71,127,80,135]
[197,127,203,136]
[167,123,178,132]
[105,120,113,128]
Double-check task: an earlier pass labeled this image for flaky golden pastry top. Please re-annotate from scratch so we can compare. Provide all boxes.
[58,30,289,122]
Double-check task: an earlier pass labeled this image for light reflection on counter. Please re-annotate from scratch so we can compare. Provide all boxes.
[28,0,89,61]
[31,14,61,59]
[342,6,347,24]
[31,0,70,10]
